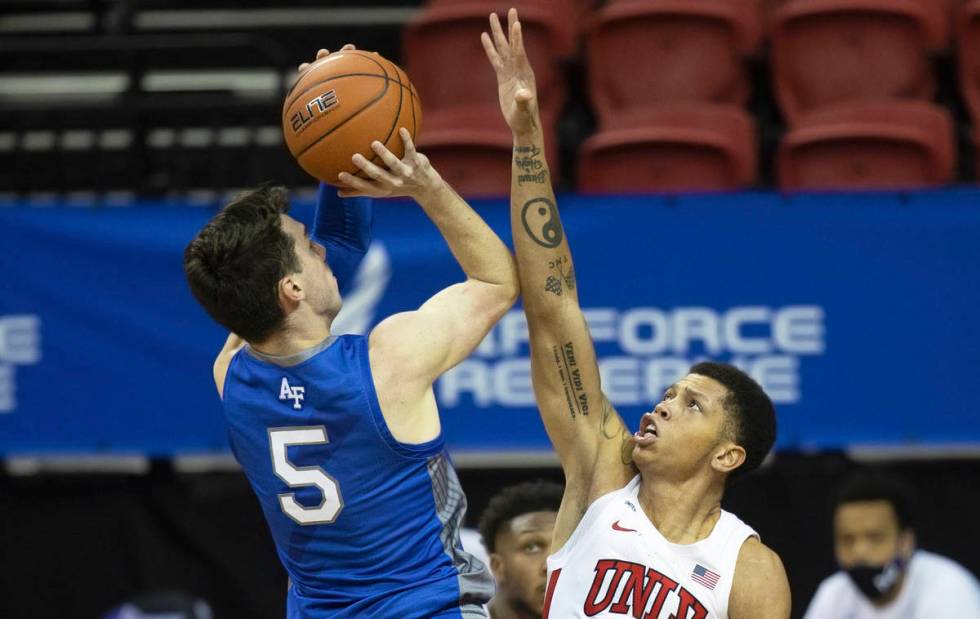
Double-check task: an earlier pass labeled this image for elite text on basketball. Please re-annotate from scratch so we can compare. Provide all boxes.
[290,90,340,134]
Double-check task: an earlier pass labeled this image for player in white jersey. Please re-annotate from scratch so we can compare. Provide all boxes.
[481,9,792,619]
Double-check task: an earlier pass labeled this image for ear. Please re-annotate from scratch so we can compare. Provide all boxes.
[899,529,916,558]
[489,552,506,583]
[711,441,746,476]
[277,274,305,306]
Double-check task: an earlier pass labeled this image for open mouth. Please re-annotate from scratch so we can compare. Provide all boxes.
[633,414,659,446]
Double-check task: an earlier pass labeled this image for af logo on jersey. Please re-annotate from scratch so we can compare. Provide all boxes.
[279,377,305,410]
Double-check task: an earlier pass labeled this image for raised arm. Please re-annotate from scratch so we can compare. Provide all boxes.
[338,129,519,442]
[214,46,372,399]
[303,47,374,295]
[483,9,634,549]
[312,182,372,295]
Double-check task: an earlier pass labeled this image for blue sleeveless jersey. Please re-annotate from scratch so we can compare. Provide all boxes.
[221,334,493,618]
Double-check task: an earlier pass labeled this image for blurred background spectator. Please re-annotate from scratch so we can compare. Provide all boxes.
[477,481,563,619]
[803,469,980,618]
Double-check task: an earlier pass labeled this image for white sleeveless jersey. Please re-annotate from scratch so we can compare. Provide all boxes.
[544,476,757,619]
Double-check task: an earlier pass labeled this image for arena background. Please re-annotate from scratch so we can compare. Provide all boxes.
[2,1,979,617]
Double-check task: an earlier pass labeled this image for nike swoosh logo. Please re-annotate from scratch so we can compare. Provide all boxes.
[611,520,638,533]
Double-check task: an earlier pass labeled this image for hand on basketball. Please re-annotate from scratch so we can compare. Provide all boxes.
[337,128,441,200]
[297,44,356,74]
[481,8,539,136]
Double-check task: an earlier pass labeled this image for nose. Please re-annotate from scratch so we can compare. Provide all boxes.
[655,402,671,421]
[850,539,874,562]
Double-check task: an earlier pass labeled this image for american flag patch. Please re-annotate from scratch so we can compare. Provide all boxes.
[691,564,720,589]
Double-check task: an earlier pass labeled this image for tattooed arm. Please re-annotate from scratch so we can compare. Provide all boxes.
[483,9,636,551]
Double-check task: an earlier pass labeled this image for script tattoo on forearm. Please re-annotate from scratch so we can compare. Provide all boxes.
[514,145,548,185]
[545,256,576,296]
[521,198,563,248]
[552,341,590,420]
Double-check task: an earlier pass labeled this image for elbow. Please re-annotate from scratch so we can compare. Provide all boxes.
[492,257,521,309]
[501,270,520,308]
[493,278,520,318]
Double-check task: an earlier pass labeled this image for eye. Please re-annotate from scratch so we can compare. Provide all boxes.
[688,399,702,412]
[523,542,544,553]
[662,391,673,401]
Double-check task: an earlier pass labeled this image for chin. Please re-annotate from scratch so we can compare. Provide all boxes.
[632,451,664,477]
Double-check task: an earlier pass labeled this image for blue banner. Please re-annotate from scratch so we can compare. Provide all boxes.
[2,190,979,456]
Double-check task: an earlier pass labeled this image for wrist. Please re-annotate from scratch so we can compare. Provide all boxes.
[412,173,448,206]
[512,125,544,145]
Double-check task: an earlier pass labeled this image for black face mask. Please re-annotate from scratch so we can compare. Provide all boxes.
[844,555,907,602]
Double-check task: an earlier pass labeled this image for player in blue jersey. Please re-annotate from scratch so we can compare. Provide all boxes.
[182,47,517,618]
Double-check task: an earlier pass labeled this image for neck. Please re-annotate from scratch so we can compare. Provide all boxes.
[637,471,725,544]
[488,598,539,619]
[251,312,332,357]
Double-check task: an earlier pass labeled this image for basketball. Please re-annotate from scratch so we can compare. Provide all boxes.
[281,49,422,186]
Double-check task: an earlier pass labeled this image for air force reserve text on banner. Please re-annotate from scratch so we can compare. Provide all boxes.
[1,190,979,454]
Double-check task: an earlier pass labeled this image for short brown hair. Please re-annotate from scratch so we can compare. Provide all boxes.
[183,185,300,342]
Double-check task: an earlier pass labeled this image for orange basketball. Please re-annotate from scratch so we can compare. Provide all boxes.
[282,50,423,185]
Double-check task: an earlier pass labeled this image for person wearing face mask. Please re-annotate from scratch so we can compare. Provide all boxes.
[804,469,980,618]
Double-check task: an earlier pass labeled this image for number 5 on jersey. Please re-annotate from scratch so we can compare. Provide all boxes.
[269,426,344,525]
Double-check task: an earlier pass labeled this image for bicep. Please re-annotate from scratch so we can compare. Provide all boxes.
[370,279,515,389]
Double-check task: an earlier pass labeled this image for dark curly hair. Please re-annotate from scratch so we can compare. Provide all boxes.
[834,469,915,530]
[689,361,776,481]
[183,185,301,343]
[478,480,564,553]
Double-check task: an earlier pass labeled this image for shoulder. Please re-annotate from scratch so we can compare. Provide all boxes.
[368,311,438,365]
[729,537,791,619]
[213,347,243,400]
[550,476,638,556]
[213,333,247,399]
[367,313,407,366]
[802,571,851,617]
[913,551,980,604]
[915,550,976,579]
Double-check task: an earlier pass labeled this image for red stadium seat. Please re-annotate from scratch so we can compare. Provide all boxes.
[777,101,955,190]
[587,0,762,125]
[417,106,561,198]
[771,0,948,125]
[957,0,980,125]
[577,103,758,193]
[423,0,587,56]
[402,2,567,121]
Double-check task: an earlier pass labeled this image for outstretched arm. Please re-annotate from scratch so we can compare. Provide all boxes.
[303,48,374,295]
[338,129,519,442]
[483,9,635,551]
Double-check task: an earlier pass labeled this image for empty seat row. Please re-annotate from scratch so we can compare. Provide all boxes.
[412,0,971,123]
[403,0,975,195]
[420,100,955,195]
